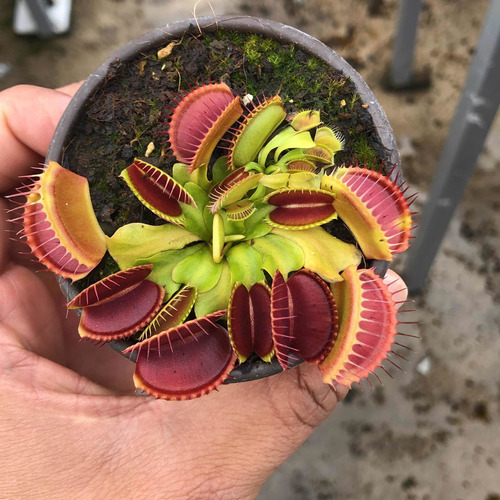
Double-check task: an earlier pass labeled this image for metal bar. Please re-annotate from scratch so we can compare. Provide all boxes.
[404,0,500,293]
[390,0,423,87]
[24,0,55,38]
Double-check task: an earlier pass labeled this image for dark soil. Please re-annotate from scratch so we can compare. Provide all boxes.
[63,28,389,289]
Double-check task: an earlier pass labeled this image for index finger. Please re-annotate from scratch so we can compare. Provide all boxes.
[0,84,77,193]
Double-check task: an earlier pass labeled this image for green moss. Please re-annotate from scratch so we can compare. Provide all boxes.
[352,134,377,165]
[259,38,275,52]
[211,30,384,166]
[231,72,244,86]
[245,81,257,96]
[243,34,264,65]
[212,56,232,72]
[285,74,308,100]
[220,30,245,47]
[228,32,322,104]
[267,52,286,69]
[174,58,183,71]
[307,58,321,71]
[348,93,360,111]
[129,123,149,148]
[327,78,347,98]
[95,178,109,194]
[148,99,159,112]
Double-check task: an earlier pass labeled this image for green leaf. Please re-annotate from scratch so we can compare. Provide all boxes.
[203,206,215,239]
[194,261,232,317]
[172,244,223,292]
[259,171,315,190]
[314,126,344,153]
[274,130,316,162]
[189,164,211,191]
[173,162,211,191]
[244,204,274,240]
[244,162,264,173]
[309,167,326,189]
[225,234,245,242]
[225,200,256,221]
[212,157,231,184]
[106,223,200,270]
[246,222,272,240]
[172,163,190,186]
[275,148,307,166]
[184,181,209,205]
[257,126,295,166]
[135,244,203,297]
[259,173,291,190]
[225,243,264,287]
[219,210,245,236]
[264,164,282,174]
[217,173,263,210]
[251,234,304,277]
[212,213,225,263]
[271,227,362,283]
[304,146,334,165]
[290,110,321,131]
[249,183,267,202]
[182,182,211,240]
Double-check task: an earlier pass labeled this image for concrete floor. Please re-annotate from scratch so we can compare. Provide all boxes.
[1,1,499,499]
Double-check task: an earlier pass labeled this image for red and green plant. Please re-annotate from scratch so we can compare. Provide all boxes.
[12,81,417,400]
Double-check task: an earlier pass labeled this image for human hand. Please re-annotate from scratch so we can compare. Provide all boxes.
[0,84,352,499]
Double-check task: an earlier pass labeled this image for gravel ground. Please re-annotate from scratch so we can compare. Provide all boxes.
[1,1,499,499]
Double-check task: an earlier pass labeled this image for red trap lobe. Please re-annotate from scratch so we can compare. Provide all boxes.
[124,311,236,400]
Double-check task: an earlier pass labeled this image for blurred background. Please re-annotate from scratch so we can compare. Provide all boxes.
[1,1,499,499]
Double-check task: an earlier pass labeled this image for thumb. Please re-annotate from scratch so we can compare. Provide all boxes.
[0,85,72,192]
[154,362,348,492]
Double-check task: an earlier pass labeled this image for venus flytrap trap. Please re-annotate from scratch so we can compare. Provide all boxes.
[13,161,107,280]
[11,80,417,401]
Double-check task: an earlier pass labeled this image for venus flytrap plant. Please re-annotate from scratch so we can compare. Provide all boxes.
[12,80,417,401]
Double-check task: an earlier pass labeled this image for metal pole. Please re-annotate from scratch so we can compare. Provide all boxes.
[390,0,423,88]
[404,0,500,293]
[24,0,55,38]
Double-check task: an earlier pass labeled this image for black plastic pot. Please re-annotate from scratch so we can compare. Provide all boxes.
[48,15,400,384]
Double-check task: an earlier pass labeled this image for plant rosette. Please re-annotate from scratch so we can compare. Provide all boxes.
[10,16,417,401]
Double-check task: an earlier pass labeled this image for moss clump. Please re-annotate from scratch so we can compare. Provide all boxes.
[307,58,321,71]
[348,93,360,111]
[243,34,265,65]
[352,134,377,165]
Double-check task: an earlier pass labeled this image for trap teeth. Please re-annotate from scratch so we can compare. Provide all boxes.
[319,266,400,388]
[124,311,235,401]
[17,161,106,281]
[168,82,243,173]
[321,167,415,261]
[227,95,286,169]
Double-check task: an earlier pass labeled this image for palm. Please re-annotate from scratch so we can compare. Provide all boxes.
[1,230,344,499]
[0,270,343,500]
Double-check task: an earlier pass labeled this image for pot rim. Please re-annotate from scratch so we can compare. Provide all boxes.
[49,15,399,384]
